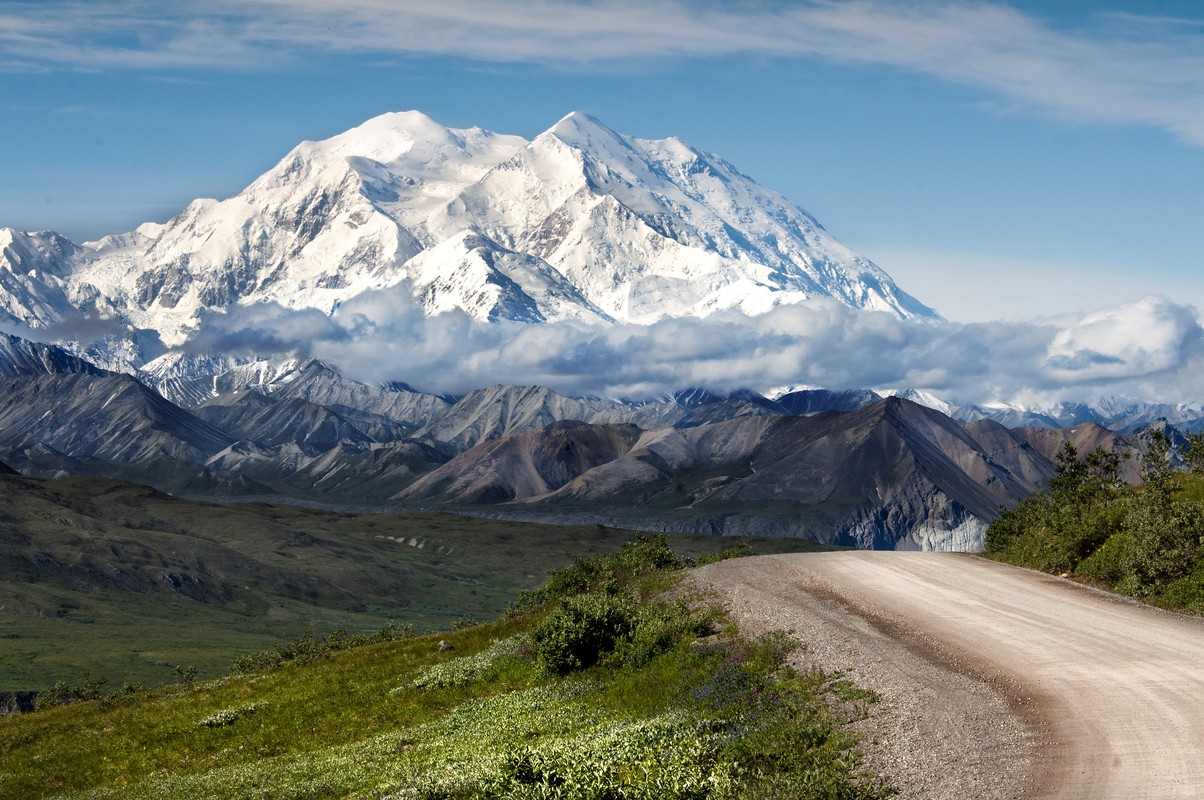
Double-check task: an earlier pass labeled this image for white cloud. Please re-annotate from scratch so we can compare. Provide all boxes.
[1045,296,1200,382]
[3,1,1203,146]
[180,289,1204,406]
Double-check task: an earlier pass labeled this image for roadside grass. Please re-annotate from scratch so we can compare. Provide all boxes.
[0,535,890,800]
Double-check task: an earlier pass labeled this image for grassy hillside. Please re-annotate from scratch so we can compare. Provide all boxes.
[0,473,830,691]
[0,537,889,800]
[985,440,1204,612]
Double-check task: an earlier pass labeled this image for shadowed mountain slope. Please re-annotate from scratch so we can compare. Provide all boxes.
[0,373,232,466]
[398,420,645,504]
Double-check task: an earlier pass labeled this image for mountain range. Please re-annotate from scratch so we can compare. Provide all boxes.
[3,108,1193,425]
[0,329,1169,551]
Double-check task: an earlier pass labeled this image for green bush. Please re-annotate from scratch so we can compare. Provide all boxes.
[508,533,690,615]
[611,599,718,671]
[1117,500,1204,594]
[531,593,637,675]
[229,622,414,675]
[1159,567,1204,613]
[987,442,1204,612]
[33,670,108,711]
[1186,431,1204,473]
[695,541,753,567]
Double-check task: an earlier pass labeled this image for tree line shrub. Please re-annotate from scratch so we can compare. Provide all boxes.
[985,432,1204,610]
[229,621,415,674]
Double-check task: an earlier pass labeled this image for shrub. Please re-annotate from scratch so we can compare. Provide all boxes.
[98,682,146,710]
[33,671,108,711]
[610,599,718,671]
[1185,431,1204,473]
[230,622,414,675]
[508,533,691,615]
[695,541,753,567]
[1116,500,1204,594]
[531,593,636,675]
[1158,567,1204,613]
[987,439,1204,613]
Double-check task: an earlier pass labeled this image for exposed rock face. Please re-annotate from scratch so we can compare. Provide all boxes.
[390,397,1137,550]
[397,420,645,504]
[775,388,881,415]
[0,331,107,378]
[413,386,639,451]
[0,373,232,466]
[193,389,375,452]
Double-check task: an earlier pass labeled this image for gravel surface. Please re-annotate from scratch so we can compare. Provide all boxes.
[692,551,1204,799]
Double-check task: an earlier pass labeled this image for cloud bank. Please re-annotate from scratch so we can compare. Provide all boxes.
[182,288,1204,406]
[3,1,1203,147]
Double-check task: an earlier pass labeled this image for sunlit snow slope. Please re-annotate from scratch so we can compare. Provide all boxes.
[0,110,937,366]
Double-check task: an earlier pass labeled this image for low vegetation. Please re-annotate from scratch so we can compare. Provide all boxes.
[985,431,1204,611]
[0,533,889,799]
[0,474,830,691]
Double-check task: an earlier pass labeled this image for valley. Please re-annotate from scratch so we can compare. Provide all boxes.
[0,468,827,691]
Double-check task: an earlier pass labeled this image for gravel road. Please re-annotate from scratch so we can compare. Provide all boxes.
[691,552,1204,799]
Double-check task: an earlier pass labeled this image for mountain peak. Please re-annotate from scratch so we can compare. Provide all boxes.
[348,109,460,145]
[0,331,107,378]
[296,110,460,165]
[544,111,627,152]
[550,110,610,131]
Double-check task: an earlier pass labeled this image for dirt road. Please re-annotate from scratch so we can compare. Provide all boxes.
[692,552,1204,799]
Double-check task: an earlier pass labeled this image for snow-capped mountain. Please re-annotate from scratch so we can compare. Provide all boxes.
[432,112,935,322]
[0,110,936,369]
[0,229,83,327]
[956,397,1204,434]
[857,386,1204,434]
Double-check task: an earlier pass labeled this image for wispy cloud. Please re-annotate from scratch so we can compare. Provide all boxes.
[3,1,1203,146]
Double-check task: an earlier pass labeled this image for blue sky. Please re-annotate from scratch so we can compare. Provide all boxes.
[1,0,1201,324]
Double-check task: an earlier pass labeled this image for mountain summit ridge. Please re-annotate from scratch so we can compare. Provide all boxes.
[0,110,936,371]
